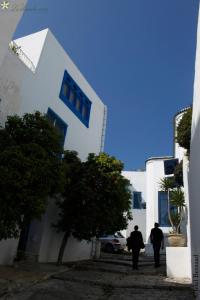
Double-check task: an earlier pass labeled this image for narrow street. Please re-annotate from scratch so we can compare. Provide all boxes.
[4,252,195,300]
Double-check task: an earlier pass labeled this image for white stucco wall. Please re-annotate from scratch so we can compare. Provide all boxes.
[35,199,92,263]
[0,238,19,265]
[122,171,146,241]
[166,247,192,279]
[189,4,200,296]
[0,29,107,264]
[0,0,27,265]
[146,157,173,242]
[0,0,27,68]
[12,29,106,160]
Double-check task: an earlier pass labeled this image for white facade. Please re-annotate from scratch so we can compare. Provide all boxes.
[0,0,27,68]
[146,157,174,241]
[122,171,146,241]
[0,0,27,265]
[0,29,106,160]
[0,29,107,264]
[189,4,200,296]
[166,247,191,280]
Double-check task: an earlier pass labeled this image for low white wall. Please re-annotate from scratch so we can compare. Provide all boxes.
[0,239,19,265]
[38,198,92,263]
[166,247,192,279]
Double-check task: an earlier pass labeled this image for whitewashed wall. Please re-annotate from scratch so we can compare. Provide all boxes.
[0,0,27,68]
[13,29,106,160]
[0,0,27,265]
[189,4,200,295]
[0,29,107,264]
[146,157,173,242]
[122,171,146,241]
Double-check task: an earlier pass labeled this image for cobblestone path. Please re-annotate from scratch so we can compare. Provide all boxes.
[4,253,195,300]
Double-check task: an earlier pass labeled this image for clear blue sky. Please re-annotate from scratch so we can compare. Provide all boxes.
[15,0,200,170]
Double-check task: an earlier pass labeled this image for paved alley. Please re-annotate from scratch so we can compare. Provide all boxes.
[1,252,195,300]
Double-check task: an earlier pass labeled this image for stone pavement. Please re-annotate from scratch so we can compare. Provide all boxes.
[0,262,70,299]
[0,252,196,299]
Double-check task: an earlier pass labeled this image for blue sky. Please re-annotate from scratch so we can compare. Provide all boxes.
[15,0,200,170]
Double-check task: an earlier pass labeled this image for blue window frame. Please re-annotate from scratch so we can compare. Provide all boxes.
[158,192,177,227]
[158,192,169,226]
[164,159,178,175]
[47,108,68,147]
[133,192,142,209]
[59,70,92,128]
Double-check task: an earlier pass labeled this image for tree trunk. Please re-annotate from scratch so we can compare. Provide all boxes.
[167,189,174,229]
[57,231,70,265]
[177,207,183,233]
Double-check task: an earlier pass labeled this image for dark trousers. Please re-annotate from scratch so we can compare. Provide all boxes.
[132,248,140,269]
[153,243,161,267]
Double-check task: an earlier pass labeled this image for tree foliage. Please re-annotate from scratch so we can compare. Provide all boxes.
[176,107,192,156]
[0,112,64,240]
[174,160,183,187]
[55,151,132,264]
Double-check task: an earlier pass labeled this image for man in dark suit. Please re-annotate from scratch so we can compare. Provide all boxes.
[129,225,144,270]
[150,222,164,268]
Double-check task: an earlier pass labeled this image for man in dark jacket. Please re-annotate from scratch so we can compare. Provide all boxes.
[150,222,164,268]
[129,225,144,270]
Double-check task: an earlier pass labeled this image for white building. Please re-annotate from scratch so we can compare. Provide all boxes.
[123,109,191,278]
[0,28,107,264]
[189,3,200,297]
[0,0,28,265]
[122,170,146,241]
[0,0,27,68]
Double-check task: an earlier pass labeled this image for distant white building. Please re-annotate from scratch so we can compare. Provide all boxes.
[122,170,146,241]
[123,109,191,279]
[0,28,107,264]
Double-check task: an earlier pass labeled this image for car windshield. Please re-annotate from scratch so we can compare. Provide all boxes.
[114,232,124,238]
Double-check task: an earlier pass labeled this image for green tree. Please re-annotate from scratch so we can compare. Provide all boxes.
[55,152,132,265]
[0,112,64,241]
[174,160,183,187]
[176,107,192,156]
[170,188,185,233]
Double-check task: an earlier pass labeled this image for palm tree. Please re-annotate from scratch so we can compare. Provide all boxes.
[159,177,175,229]
[170,188,185,233]
[159,177,185,233]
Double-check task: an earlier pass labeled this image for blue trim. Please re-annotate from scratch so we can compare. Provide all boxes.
[47,107,68,147]
[133,192,142,209]
[158,191,171,227]
[59,70,92,128]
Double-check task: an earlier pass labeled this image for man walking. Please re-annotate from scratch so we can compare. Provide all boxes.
[128,225,144,270]
[150,222,164,268]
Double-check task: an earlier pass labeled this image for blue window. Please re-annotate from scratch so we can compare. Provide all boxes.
[158,192,177,227]
[164,159,178,175]
[47,108,68,147]
[133,192,142,209]
[59,70,92,128]
[158,192,169,226]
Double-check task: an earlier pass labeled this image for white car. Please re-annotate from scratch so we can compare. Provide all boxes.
[99,232,126,253]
